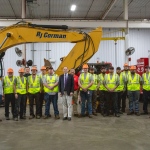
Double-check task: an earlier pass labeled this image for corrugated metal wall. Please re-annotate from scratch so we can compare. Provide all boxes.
[3,28,150,75]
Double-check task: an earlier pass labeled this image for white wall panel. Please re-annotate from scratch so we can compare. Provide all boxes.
[2,28,150,75]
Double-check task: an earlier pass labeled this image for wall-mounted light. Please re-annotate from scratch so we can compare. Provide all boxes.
[70,5,76,11]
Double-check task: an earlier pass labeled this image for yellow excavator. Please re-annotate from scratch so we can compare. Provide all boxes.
[0,21,102,76]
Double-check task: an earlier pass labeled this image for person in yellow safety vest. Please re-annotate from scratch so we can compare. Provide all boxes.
[103,66,120,117]
[127,65,142,116]
[78,64,94,118]
[89,67,98,116]
[3,68,16,120]
[23,66,31,118]
[141,66,150,115]
[121,63,130,112]
[27,66,42,119]
[116,67,126,114]
[39,66,46,117]
[0,78,3,121]
[43,66,60,119]
[13,68,27,121]
[97,66,107,116]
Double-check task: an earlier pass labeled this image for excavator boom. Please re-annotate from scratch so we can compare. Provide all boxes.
[0,22,102,75]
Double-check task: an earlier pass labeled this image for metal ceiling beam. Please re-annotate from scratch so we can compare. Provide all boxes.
[100,0,118,20]
[1,19,150,28]
[8,0,17,18]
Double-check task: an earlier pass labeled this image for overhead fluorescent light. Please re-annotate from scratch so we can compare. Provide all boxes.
[70,5,76,11]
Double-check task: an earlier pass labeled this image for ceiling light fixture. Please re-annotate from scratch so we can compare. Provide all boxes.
[70,5,76,11]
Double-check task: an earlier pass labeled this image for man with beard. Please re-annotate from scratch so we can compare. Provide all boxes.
[116,67,126,114]
[3,68,15,120]
[103,66,120,117]
[89,67,98,116]
[141,66,150,115]
[98,67,107,116]
[39,66,46,117]
[28,66,41,119]
[23,67,31,118]
[121,63,130,112]
[14,68,27,121]
[127,66,142,116]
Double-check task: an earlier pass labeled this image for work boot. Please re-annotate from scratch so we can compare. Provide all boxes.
[74,113,79,117]
[20,116,26,119]
[14,118,18,121]
[119,111,123,114]
[115,114,120,117]
[29,115,35,119]
[68,117,71,121]
[43,115,49,119]
[93,112,97,116]
[5,117,10,120]
[36,115,41,119]
[88,115,92,118]
[63,117,67,120]
[78,114,85,118]
[55,115,60,119]
[127,111,134,115]
[135,112,140,116]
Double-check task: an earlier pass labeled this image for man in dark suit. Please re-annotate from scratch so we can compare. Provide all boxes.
[59,67,74,121]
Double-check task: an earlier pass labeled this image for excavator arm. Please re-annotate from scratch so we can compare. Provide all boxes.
[0,21,102,75]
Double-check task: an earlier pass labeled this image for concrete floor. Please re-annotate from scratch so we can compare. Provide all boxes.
[0,102,150,150]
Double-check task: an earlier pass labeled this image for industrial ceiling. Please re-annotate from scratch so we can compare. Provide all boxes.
[0,0,150,20]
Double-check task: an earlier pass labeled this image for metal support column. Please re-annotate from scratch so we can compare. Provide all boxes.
[124,0,129,63]
[22,0,26,64]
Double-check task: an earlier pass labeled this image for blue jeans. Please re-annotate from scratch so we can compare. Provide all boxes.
[80,90,92,115]
[128,91,140,112]
[44,93,59,116]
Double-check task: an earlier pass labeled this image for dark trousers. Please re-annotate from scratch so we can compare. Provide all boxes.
[91,90,97,113]
[40,93,44,116]
[121,89,127,111]
[99,90,106,113]
[29,92,40,116]
[105,92,118,114]
[143,90,150,113]
[14,94,26,118]
[5,93,15,117]
[117,91,123,111]
[23,94,28,116]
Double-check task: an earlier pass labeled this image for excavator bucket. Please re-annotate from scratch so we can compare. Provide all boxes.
[55,27,102,75]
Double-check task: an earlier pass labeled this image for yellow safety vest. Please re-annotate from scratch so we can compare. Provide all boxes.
[116,73,124,91]
[4,76,15,94]
[16,76,27,94]
[80,73,92,90]
[122,71,130,79]
[28,75,41,94]
[105,74,118,91]
[142,73,150,90]
[89,74,98,90]
[127,73,140,91]
[98,74,106,91]
[44,74,59,93]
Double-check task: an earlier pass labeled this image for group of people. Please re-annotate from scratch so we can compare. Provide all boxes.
[0,62,150,122]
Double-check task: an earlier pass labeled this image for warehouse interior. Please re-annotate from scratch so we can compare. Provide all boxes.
[0,0,150,150]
